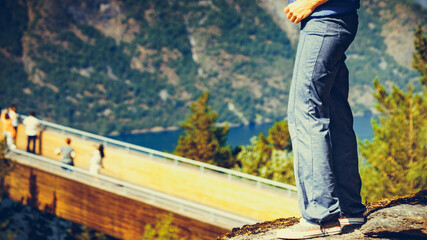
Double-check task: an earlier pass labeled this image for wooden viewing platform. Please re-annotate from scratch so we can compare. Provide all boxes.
[4,157,229,239]
[2,119,299,239]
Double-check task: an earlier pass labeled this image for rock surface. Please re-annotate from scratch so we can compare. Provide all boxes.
[217,190,426,240]
[361,204,427,239]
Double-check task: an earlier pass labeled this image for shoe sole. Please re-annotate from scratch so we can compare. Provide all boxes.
[339,218,365,226]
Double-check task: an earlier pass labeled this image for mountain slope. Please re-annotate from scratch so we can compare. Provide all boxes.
[0,0,425,135]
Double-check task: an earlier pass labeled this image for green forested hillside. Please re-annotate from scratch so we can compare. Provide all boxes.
[0,0,425,135]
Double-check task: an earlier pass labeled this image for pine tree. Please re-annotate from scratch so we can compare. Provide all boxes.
[267,121,292,151]
[234,121,295,185]
[236,133,272,176]
[413,26,427,87]
[359,27,427,202]
[173,92,233,167]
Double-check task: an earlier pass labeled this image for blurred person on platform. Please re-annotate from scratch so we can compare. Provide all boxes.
[9,104,18,132]
[1,107,11,138]
[89,144,104,176]
[23,111,40,154]
[2,113,16,150]
[1,107,6,137]
[55,137,75,171]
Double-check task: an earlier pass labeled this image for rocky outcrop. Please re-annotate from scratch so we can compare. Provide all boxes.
[217,190,427,240]
[361,204,427,239]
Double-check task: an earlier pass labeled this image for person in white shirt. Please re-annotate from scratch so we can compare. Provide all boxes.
[23,111,40,154]
[89,144,104,175]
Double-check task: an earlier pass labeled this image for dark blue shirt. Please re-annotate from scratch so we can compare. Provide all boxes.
[288,0,360,17]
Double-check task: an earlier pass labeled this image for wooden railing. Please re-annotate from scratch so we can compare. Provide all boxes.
[35,118,297,195]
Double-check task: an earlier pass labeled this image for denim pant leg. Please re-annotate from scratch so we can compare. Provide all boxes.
[330,58,366,216]
[287,13,361,224]
[27,135,37,153]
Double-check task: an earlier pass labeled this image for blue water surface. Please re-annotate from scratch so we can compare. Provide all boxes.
[111,116,375,152]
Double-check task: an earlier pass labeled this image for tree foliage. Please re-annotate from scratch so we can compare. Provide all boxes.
[173,92,233,167]
[0,0,28,56]
[141,214,186,240]
[267,121,292,151]
[413,25,427,86]
[234,121,295,185]
[66,224,108,240]
[359,27,427,202]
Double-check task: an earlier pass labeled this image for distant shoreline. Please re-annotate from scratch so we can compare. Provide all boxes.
[110,114,375,137]
[128,125,180,135]
[115,119,276,136]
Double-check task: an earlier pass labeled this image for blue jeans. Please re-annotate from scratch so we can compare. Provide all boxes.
[287,13,366,224]
[61,160,74,172]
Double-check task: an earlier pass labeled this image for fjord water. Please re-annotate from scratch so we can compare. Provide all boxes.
[111,116,374,152]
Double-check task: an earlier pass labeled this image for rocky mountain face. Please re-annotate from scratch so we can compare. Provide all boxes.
[0,0,426,134]
[217,190,427,240]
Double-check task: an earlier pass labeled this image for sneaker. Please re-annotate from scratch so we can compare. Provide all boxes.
[338,215,365,227]
[277,218,342,239]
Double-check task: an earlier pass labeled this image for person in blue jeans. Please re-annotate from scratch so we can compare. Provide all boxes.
[277,0,366,239]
